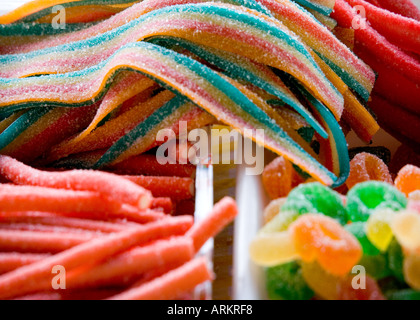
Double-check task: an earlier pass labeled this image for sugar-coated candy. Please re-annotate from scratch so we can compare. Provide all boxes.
[346,0,420,54]
[281,183,348,225]
[301,261,340,300]
[345,222,380,256]
[266,262,314,300]
[290,214,362,276]
[391,210,420,254]
[337,275,386,300]
[346,152,393,190]
[376,0,420,21]
[263,198,287,225]
[0,37,340,186]
[403,254,420,290]
[260,210,300,234]
[262,156,293,200]
[346,181,407,222]
[332,0,420,85]
[407,198,420,214]
[395,165,420,197]
[366,210,395,252]
[249,231,298,267]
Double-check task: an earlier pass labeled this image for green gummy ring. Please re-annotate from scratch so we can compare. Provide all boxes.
[281,182,348,225]
[346,181,408,223]
[266,262,315,300]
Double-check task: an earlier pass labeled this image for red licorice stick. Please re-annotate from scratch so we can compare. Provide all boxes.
[0,216,134,233]
[0,222,108,235]
[0,155,152,210]
[0,184,164,223]
[122,175,195,200]
[369,94,420,145]
[106,257,213,300]
[355,46,420,114]
[151,197,174,215]
[0,229,97,253]
[14,289,122,301]
[108,154,196,178]
[0,215,193,299]
[0,253,49,275]
[332,0,420,84]
[364,0,382,7]
[345,0,420,54]
[186,197,238,253]
[0,184,124,213]
[376,0,420,21]
[63,237,194,290]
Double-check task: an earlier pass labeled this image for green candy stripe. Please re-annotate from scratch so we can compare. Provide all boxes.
[139,42,336,183]
[0,22,97,37]
[315,50,370,102]
[293,0,333,16]
[283,74,350,188]
[94,95,188,168]
[150,37,328,139]
[0,39,338,184]
[1,2,341,103]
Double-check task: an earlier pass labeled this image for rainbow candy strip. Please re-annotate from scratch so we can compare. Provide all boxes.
[45,89,215,163]
[94,95,213,168]
[0,0,136,24]
[0,105,98,163]
[293,0,335,15]
[282,74,350,187]
[0,41,339,185]
[0,3,344,120]
[150,37,328,139]
[258,0,375,101]
[0,0,272,55]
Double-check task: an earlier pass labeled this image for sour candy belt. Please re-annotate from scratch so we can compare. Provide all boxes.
[0,3,344,119]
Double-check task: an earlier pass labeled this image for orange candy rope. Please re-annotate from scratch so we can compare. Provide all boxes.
[0,155,152,210]
[346,152,393,190]
[289,214,362,276]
